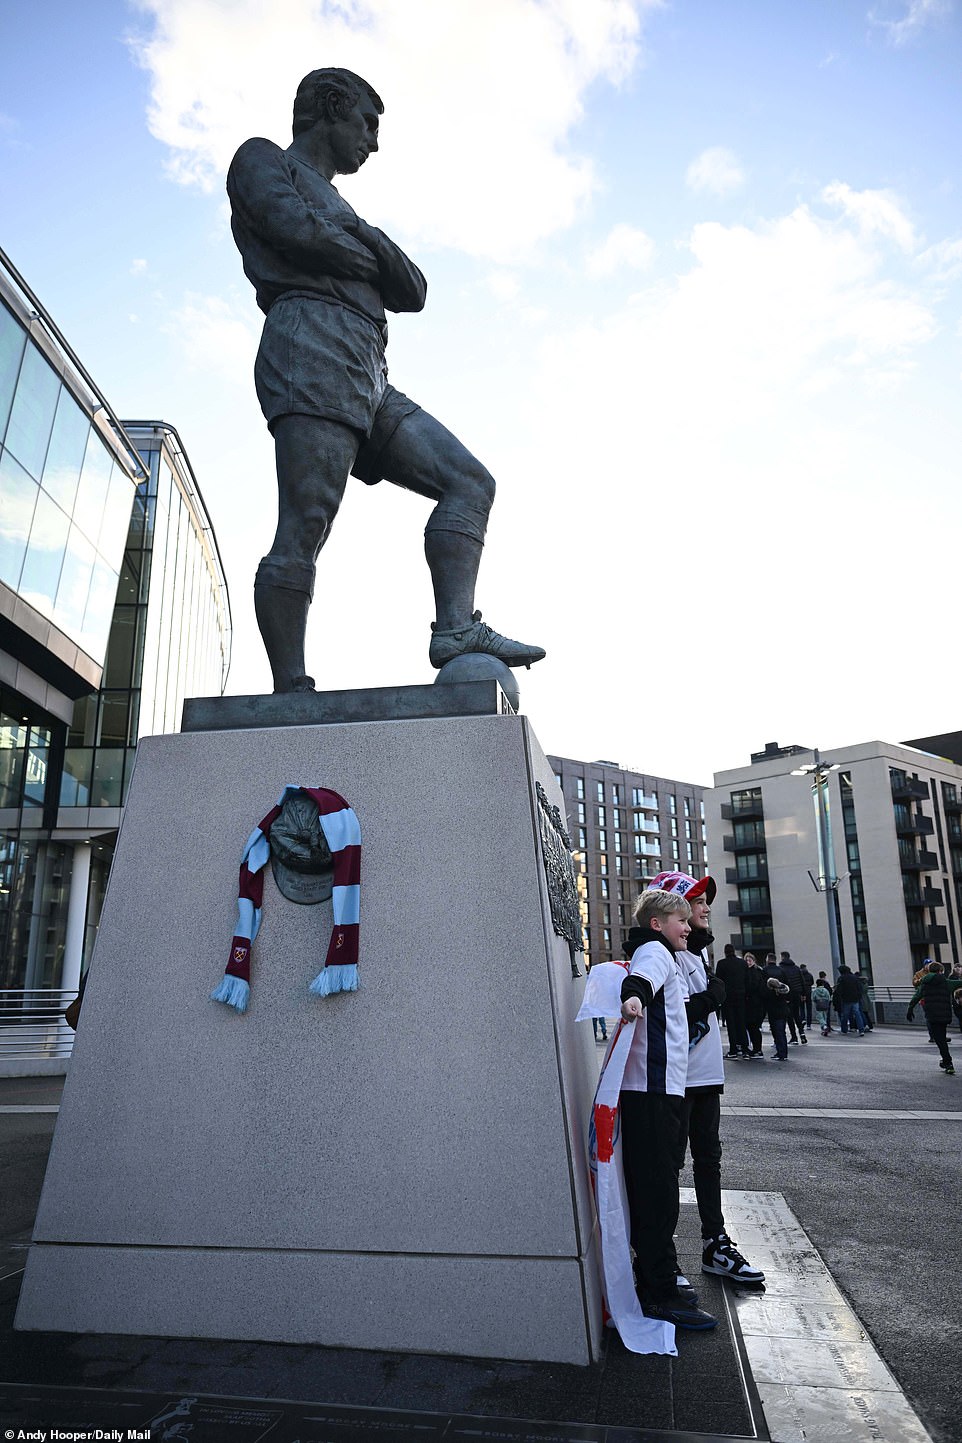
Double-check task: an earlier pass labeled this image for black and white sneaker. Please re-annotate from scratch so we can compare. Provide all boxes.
[702,1233,765,1284]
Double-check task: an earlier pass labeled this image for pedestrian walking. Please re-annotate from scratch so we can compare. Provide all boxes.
[799,963,815,1028]
[716,943,750,1058]
[812,978,832,1035]
[762,958,791,1060]
[744,953,768,1057]
[907,962,962,1075]
[778,951,807,1044]
[833,965,867,1036]
[815,971,834,1033]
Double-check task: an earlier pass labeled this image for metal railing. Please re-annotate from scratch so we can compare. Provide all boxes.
[0,989,78,1060]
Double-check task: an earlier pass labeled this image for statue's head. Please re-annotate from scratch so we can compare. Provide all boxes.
[292,68,383,139]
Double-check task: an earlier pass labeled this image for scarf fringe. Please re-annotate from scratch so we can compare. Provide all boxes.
[211,975,251,1013]
[310,963,359,997]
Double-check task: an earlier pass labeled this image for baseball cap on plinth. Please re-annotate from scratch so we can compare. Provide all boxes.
[269,792,334,905]
[646,869,717,905]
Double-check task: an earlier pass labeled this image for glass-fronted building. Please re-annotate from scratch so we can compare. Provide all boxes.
[0,247,231,1071]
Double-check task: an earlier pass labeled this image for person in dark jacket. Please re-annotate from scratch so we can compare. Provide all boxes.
[762,959,791,1060]
[715,943,750,1058]
[744,953,768,1057]
[907,962,962,1074]
[833,965,866,1036]
[778,951,807,1044]
[799,964,815,1028]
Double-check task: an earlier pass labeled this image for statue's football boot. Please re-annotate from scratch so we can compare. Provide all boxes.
[429,611,546,670]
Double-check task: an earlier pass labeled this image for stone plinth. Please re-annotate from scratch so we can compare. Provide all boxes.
[15,712,601,1365]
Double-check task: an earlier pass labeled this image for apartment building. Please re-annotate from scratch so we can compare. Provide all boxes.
[547,754,707,967]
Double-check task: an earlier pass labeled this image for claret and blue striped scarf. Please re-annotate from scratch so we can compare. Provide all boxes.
[211,786,361,1014]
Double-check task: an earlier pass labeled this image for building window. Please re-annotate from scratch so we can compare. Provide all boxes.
[597,805,606,826]
[598,828,607,850]
[600,878,609,898]
[576,778,585,800]
[596,781,604,803]
[669,795,677,815]
[612,785,622,805]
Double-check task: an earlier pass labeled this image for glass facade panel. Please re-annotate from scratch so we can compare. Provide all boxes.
[54,524,95,638]
[98,463,135,565]
[73,427,114,547]
[18,487,69,618]
[60,747,92,807]
[41,387,89,514]
[24,725,51,807]
[0,448,38,591]
[4,341,59,479]
[91,747,124,807]
[0,717,27,807]
[0,300,26,438]
[82,554,122,661]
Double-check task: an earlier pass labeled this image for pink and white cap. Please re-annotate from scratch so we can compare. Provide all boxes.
[646,869,717,905]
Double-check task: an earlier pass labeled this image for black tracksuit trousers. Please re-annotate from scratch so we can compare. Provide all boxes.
[677,1091,725,1242]
[619,1090,686,1299]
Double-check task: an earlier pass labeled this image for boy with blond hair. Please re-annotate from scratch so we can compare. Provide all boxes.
[580,887,717,1350]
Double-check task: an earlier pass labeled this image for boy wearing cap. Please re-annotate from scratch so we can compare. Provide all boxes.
[647,871,765,1291]
[618,887,718,1331]
[580,886,717,1342]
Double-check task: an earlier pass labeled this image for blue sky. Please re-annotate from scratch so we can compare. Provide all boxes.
[2,0,961,783]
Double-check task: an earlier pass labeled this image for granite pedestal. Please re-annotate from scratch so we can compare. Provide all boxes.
[15,709,602,1364]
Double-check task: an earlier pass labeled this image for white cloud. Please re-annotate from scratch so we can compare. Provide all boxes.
[823,181,917,253]
[128,0,661,262]
[917,237,962,281]
[685,146,745,198]
[130,258,148,275]
[163,293,260,388]
[486,270,521,302]
[867,0,952,46]
[498,195,946,779]
[586,223,655,277]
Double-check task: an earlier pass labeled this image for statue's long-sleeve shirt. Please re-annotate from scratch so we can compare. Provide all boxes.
[227,137,427,339]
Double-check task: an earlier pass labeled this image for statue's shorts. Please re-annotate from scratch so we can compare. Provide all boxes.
[254,292,420,486]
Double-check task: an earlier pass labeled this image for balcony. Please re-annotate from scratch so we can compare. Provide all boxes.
[633,817,660,835]
[891,775,929,801]
[721,796,764,822]
[894,812,935,836]
[732,925,775,952]
[900,849,939,871]
[633,793,658,811]
[728,899,772,918]
[725,865,768,885]
[723,833,766,853]
[904,885,944,909]
[928,925,949,944]
[943,792,962,813]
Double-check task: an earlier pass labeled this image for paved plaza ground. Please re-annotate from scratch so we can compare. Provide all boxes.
[1,1022,960,1442]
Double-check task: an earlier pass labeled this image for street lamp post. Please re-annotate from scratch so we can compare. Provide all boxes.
[791,750,843,981]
